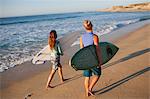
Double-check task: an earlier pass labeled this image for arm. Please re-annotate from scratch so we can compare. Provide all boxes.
[57,41,63,56]
[80,37,84,49]
[93,34,102,66]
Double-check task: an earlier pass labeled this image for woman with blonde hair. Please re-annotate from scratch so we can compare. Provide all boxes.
[80,20,102,96]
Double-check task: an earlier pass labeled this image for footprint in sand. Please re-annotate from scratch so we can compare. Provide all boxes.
[24,93,33,99]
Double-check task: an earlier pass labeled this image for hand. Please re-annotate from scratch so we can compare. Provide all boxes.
[97,63,101,68]
[97,64,101,71]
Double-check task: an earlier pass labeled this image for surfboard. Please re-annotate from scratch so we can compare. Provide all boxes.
[70,42,119,70]
[32,41,63,64]
[32,45,51,64]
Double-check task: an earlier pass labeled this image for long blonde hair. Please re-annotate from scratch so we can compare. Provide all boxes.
[49,30,57,50]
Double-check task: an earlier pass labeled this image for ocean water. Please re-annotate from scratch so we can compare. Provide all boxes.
[0,11,150,72]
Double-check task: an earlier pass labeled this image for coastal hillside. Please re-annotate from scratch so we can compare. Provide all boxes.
[98,2,150,12]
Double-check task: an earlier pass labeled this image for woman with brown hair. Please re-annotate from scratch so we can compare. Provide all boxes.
[46,30,64,89]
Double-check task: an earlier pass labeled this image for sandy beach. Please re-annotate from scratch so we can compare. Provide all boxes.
[0,20,150,99]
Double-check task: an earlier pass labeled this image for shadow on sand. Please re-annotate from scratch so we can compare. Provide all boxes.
[54,74,82,87]
[95,67,149,95]
[103,48,150,69]
[54,48,150,87]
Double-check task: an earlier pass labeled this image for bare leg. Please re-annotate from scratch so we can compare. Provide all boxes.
[46,69,56,89]
[58,64,64,83]
[89,75,100,92]
[84,77,90,96]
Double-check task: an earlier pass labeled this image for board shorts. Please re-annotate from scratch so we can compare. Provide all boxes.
[50,55,61,70]
[83,66,101,77]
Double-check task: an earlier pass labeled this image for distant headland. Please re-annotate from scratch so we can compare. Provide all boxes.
[98,2,150,12]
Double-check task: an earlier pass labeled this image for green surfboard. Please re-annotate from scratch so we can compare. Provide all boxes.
[70,42,119,70]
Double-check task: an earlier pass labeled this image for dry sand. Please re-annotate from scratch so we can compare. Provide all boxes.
[0,20,150,99]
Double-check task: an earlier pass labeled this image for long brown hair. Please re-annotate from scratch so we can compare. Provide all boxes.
[49,30,57,50]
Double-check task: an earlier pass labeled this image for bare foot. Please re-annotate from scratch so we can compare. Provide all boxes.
[61,78,67,83]
[46,85,54,89]
[86,90,94,96]
[61,79,64,83]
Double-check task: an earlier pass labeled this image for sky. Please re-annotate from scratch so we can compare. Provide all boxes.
[0,0,149,18]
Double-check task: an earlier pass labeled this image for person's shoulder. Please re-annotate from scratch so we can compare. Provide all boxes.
[80,33,84,39]
[93,34,98,38]
[55,40,60,45]
[81,33,85,37]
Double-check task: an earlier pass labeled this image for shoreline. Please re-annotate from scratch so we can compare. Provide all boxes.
[1,20,150,99]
